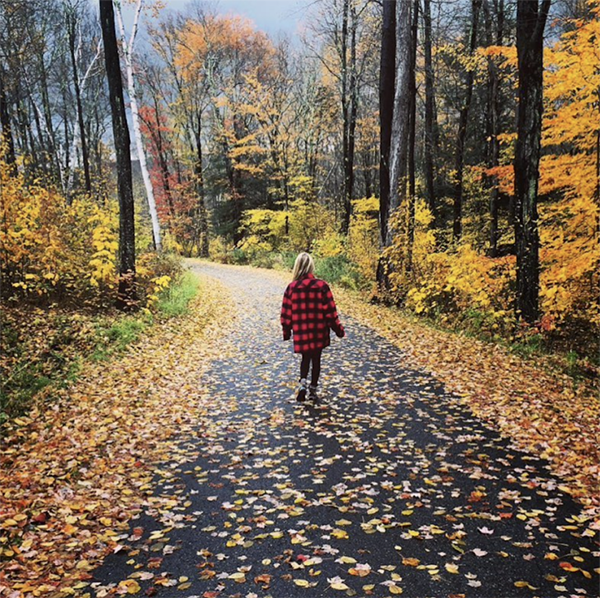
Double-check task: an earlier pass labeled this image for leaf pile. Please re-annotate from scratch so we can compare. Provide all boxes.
[334,286,600,523]
[0,275,226,597]
[88,262,599,598]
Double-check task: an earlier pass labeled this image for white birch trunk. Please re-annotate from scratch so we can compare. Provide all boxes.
[115,0,162,252]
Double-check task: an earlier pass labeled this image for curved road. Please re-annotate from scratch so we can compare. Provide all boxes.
[91,262,598,598]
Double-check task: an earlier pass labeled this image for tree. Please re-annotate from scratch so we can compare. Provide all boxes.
[0,68,15,167]
[483,0,505,256]
[99,0,136,310]
[452,0,482,241]
[65,0,92,193]
[422,0,438,220]
[387,0,414,247]
[378,0,395,245]
[514,0,551,323]
[114,0,162,252]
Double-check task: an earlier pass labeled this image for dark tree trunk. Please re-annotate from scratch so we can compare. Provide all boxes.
[0,69,16,167]
[99,0,137,310]
[422,0,438,220]
[37,47,59,184]
[194,116,209,258]
[343,1,358,233]
[363,153,372,199]
[452,0,482,242]
[337,0,360,232]
[15,93,30,161]
[68,13,92,193]
[378,0,396,246]
[406,0,419,272]
[485,0,504,257]
[514,0,551,323]
[62,83,71,185]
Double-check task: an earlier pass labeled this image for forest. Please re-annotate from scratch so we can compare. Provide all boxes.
[1,0,599,417]
[1,1,600,596]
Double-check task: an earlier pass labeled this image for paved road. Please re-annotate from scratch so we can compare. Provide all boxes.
[91,262,598,598]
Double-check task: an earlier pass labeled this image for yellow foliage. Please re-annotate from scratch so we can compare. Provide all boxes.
[88,206,118,288]
[347,197,380,281]
[288,200,337,253]
[384,200,515,334]
[0,160,179,309]
[238,209,289,255]
[0,161,117,303]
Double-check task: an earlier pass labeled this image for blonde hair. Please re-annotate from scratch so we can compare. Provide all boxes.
[292,252,315,281]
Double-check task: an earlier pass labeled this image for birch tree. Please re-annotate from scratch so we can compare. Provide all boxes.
[114,0,162,252]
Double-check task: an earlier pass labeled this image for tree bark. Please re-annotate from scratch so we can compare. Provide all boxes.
[484,0,504,257]
[452,0,482,242]
[0,69,16,167]
[343,0,358,232]
[67,8,92,193]
[406,0,419,272]
[340,0,353,232]
[114,0,162,252]
[387,0,413,247]
[99,0,137,310]
[378,0,396,246]
[422,0,438,220]
[194,116,209,257]
[514,0,551,323]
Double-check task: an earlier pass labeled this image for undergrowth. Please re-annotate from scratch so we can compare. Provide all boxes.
[0,271,201,424]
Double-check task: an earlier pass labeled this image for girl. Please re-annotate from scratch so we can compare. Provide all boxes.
[281,252,345,402]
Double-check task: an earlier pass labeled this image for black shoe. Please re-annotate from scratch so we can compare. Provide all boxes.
[308,385,319,402]
[296,388,307,402]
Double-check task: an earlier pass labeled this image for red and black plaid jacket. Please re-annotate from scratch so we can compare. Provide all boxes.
[280,273,345,354]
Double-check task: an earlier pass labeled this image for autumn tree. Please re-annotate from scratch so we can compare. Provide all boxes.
[115,0,162,252]
[99,0,136,309]
[514,0,551,323]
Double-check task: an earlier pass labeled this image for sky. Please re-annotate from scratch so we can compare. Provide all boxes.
[158,0,305,37]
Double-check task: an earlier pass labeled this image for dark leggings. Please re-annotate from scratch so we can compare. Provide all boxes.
[300,349,322,386]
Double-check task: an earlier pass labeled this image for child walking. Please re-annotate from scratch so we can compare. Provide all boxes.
[281,252,345,402]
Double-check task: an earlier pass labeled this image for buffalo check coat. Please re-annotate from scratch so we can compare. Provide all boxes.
[280,273,345,353]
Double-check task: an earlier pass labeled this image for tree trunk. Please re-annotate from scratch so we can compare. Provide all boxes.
[343,0,358,233]
[422,0,438,220]
[378,0,396,246]
[0,69,16,167]
[514,0,551,323]
[68,12,92,193]
[115,0,162,252]
[340,0,350,232]
[485,0,504,257]
[452,0,482,242]
[387,0,413,247]
[195,116,209,258]
[99,0,137,310]
[406,0,419,272]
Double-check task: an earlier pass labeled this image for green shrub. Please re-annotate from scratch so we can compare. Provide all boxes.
[156,271,199,318]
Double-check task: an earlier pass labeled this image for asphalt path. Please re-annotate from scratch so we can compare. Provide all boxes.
[90,262,599,598]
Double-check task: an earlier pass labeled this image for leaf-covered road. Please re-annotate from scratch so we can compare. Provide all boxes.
[91,263,598,597]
